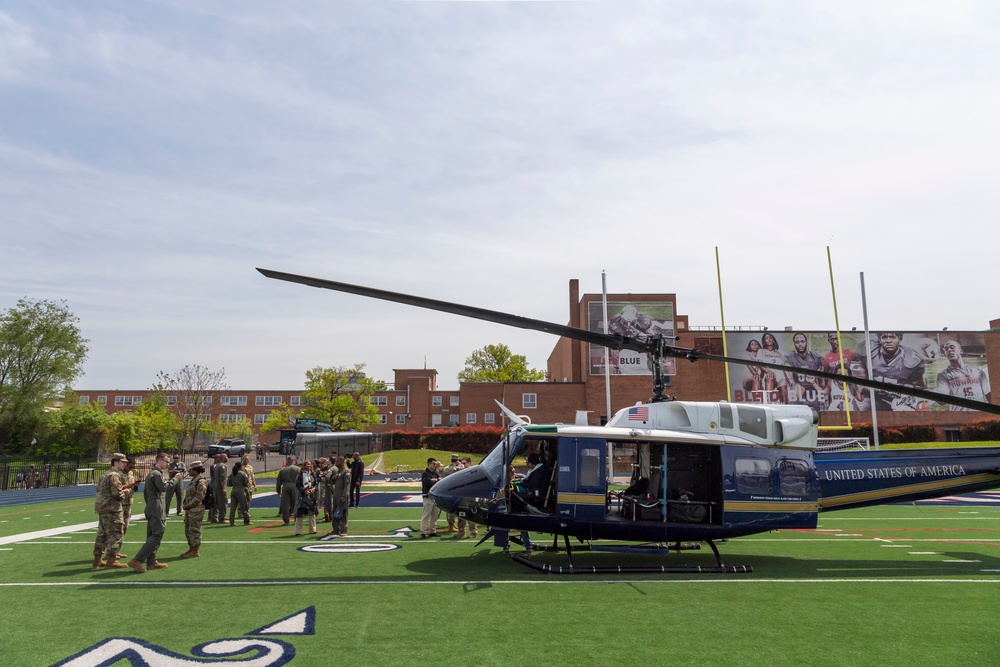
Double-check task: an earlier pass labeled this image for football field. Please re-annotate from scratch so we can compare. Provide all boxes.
[1,489,998,667]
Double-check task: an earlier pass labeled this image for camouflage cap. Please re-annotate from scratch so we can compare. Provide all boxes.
[110,453,127,463]
[187,460,204,471]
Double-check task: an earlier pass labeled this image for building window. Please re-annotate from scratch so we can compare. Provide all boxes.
[165,396,176,406]
[484,413,495,424]
[396,396,406,406]
[200,396,212,406]
[522,393,537,409]
[396,414,406,425]
[254,414,269,425]
[432,414,442,426]
[290,396,301,406]
[448,415,460,426]
[221,396,247,406]
[379,414,387,424]
[115,396,142,407]
[97,395,107,406]
[372,396,388,406]
[219,414,246,423]
[466,413,476,424]
[450,396,460,406]
[79,395,89,405]
[256,395,282,406]
[432,396,443,407]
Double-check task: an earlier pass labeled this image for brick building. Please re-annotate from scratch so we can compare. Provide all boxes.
[76,282,999,441]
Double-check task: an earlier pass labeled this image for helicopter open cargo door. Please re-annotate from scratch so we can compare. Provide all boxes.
[556,437,607,521]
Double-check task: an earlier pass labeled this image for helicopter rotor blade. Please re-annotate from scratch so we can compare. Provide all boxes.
[258,268,1000,416]
[257,267,637,351]
[687,349,1000,416]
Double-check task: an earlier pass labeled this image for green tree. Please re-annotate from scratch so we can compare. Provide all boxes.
[47,397,112,458]
[0,299,89,451]
[135,389,182,451]
[457,343,545,383]
[155,364,228,452]
[214,416,254,441]
[260,402,297,437]
[301,364,383,431]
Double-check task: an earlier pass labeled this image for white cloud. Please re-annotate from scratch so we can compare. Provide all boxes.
[1,1,998,390]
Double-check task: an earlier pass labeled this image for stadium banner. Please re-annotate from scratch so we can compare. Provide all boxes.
[727,330,989,412]
[588,301,675,376]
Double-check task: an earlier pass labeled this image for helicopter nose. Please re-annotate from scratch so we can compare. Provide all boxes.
[429,465,494,514]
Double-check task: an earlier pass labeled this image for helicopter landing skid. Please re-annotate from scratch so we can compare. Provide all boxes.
[509,536,752,575]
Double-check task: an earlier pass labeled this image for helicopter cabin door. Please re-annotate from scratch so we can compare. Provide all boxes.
[556,437,607,521]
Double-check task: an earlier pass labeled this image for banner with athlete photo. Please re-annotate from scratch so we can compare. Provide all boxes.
[588,301,676,376]
[726,330,990,412]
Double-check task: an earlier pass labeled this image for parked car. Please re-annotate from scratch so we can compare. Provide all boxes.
[207,438,246,457]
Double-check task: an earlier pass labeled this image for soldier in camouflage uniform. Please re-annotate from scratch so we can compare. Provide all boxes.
[441,455,466,535]
[241,455,256,515]
[93,453,132,569]
[117,456,140,558]
[165,453,186,516]
[180,460,209,558]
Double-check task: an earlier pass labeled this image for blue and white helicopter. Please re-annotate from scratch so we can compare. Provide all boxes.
[259,268,1000,574]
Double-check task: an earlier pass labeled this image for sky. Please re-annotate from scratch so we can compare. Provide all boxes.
[2,1,999,392]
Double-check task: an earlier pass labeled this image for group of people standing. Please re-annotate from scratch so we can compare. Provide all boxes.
[274,453,364,537]
[420,454,477,539]
[91,451,259,573]
[205,453,258,527]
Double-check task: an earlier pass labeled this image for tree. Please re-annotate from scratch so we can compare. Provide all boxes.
[155,364,228,452]
[457,343,545,383]
[0,299,89,450]
[214,416,254,441]
[300,363,383,431]
[260,403,297,437]
[46,397,112,458]
[134,389,182,451]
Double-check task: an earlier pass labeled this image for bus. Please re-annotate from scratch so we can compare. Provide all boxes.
[294,432,375,461]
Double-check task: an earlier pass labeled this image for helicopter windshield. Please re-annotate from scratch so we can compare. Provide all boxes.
[479,428,530,483]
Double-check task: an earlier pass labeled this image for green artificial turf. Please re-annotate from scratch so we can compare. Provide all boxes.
[1,497,997,666]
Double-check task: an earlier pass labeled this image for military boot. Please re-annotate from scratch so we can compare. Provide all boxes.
[92,555,106,569]
[104,555,127,569]
[180,547,200,558]
[126,559,146,574]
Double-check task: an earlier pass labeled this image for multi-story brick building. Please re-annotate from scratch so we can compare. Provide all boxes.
[76,281,999,442]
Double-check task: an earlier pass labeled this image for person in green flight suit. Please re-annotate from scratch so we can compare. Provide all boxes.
[228,460,252,526]
[275,456,300,526]
[128,452,171,573]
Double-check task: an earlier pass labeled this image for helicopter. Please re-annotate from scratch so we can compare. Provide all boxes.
[258,268,1000,574]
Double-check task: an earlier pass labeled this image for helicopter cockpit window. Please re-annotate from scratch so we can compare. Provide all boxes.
[719,404,734,430]
[734,458,772,495]
[736,406,768,439]
[479,432,530,485]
